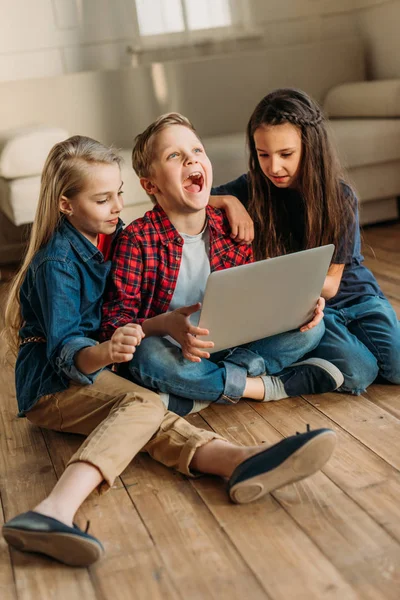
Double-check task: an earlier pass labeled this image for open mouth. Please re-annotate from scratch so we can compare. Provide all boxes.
[183,171,204,193]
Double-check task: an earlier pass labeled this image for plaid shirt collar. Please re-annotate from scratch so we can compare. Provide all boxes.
[149,203,226,245]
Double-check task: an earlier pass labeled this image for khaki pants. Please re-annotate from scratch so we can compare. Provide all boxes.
[26,370,223,490]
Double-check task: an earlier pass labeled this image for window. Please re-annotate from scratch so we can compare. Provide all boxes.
[134,0,245,43]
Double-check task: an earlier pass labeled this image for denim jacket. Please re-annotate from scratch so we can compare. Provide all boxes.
[16,218,123,416]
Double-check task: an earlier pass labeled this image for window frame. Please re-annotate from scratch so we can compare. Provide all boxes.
[132,0,253,50]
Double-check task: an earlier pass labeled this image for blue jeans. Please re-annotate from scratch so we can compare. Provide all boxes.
[307,296,400,394]
[121,321,325,405]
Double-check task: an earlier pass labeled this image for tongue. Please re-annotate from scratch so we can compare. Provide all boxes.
[185,183,201,193]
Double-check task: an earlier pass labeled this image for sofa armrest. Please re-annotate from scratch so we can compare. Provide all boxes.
[0,126,69,179]
[323,79,400,119]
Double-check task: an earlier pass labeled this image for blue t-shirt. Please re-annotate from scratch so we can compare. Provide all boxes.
[211,174,384,309]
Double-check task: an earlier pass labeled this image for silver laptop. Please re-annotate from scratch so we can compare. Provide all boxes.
[198,244,334,353]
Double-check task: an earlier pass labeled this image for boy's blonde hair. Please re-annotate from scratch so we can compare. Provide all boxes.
[132,112,197,182]
[3,135,121,356]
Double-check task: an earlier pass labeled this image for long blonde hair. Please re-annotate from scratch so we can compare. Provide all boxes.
[3,135,121,355]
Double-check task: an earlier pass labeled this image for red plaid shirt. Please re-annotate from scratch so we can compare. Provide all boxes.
[100,204,254,339]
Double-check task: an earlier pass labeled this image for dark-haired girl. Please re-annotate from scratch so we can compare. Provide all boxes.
[211,88,400,394]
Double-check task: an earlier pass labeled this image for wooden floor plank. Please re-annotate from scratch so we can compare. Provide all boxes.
[302,392,400,471]
[363,385,400,420]
[42,429,181,600]
[193,403,371,600]
[200,402,400,598]
[362,223,400,253]
[0,493,17,600]
[193,477,360,600]
[249,397,400,544]
[0,347,99,599]
[363,244,400,269]
[121,454,268,600]
[363,256,400,286]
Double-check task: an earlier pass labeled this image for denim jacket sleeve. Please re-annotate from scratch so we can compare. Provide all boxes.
[31,259,103,385]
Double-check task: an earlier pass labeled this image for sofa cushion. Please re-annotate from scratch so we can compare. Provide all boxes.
[0,176,41,226]
[324,80,400,118]
[0,126,69,179]
[329,119,400,168]
[346,160,400,204]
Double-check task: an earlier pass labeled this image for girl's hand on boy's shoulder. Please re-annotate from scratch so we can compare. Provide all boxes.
[219,195,254,244]
[300,296,325,332]
[166,303,215,362]
[109,323,145,363]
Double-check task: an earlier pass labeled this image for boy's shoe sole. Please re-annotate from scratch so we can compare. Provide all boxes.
[2,511,104,567]
[228,428,336,504]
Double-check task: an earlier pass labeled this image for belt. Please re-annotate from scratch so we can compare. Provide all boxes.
[20,336,46,346]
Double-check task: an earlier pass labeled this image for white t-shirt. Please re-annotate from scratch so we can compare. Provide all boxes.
[168,223,211,327]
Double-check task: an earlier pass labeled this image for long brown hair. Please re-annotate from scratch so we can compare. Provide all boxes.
[3,135,121,356]
[246,88,355,261]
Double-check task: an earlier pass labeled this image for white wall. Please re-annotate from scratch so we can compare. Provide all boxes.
[0,0,370,83]
[0,0,137,82]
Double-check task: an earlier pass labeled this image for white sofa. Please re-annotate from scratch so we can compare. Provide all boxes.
[0,36,399,263]
[202,80,400,228]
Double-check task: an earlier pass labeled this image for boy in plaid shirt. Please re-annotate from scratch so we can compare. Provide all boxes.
[101,113,343,415]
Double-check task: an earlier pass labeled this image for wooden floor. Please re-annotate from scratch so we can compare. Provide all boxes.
[0,222,399,600]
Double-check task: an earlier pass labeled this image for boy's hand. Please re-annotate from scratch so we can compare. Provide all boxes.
[166,302,214,362]
[109,323,145,363]
[222,195,254,243]
[300,297,325,332]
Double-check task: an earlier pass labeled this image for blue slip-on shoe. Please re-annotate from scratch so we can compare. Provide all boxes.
[2,511,104,566]
[228,426,336,504]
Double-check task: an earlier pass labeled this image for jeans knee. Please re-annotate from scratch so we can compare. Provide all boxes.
[131,337,165,366]
[380,348,400,384]
[302,320,325,352]
[341,356,379,394]
[128,337,181,379]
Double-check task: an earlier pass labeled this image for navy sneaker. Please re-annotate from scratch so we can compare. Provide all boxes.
[228,426,336,504]
[2,511,104,566]
[262,358,344,401]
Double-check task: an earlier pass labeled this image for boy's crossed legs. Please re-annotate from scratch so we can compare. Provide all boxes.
[123,321,343,415]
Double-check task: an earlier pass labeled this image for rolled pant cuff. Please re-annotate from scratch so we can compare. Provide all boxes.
[218,361,247,404]
[178,431,226,477]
